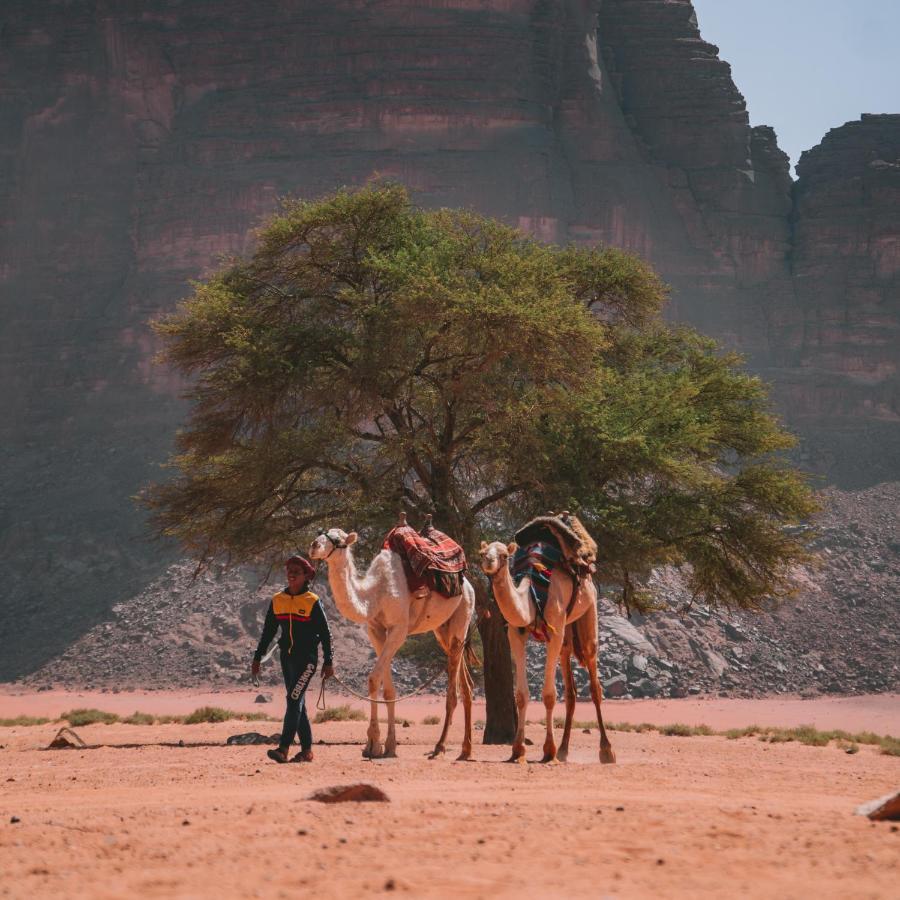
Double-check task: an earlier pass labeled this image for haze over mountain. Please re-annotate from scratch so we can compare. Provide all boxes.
[1,0,897,680]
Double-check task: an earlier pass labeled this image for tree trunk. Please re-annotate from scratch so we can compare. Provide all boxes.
[473,578,517,744]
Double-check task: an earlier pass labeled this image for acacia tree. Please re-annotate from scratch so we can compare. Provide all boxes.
[144,184,815,742]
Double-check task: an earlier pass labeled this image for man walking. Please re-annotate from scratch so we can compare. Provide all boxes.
[252,555,334,763]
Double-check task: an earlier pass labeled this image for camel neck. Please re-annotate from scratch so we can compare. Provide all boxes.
[490,565,534,629]
[325,546,369,624]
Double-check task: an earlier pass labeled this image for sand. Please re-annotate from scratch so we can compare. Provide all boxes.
[1,690,899,898]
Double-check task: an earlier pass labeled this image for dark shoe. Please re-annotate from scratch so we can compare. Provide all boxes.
[291,748,314,763]
[267,747,290,763]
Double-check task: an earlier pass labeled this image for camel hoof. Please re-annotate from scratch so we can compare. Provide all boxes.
[362,744,384,759]
[455,750,473,762]
[541,755,560,765]
[507,750,527,764]
[600,747,617,765]
[428,747,446,760]
[557,749,569,763]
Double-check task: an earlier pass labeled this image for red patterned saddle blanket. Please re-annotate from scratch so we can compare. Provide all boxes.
[382,522,467,598]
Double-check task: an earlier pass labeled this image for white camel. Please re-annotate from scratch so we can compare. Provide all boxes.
[309,527,476,760]
[479,540,615,765]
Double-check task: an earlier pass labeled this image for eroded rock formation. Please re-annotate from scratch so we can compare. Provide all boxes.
[0,0,896,677]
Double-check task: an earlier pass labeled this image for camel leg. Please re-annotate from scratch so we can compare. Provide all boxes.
[579,614,616,764]
[507,626,529,763]
[541,627,565,764]
[429,628,462,759]
[364,625,386,759]
[381,662,399,758]
[376,624,407,759]
[557,639,577,763]
[458,651,474,761]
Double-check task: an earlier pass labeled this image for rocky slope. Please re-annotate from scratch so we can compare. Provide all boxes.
[21,484,900,700]
[1,1,897,678]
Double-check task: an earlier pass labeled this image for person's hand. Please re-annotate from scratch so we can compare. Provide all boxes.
[251,660,261,677]
[322,663,335,680]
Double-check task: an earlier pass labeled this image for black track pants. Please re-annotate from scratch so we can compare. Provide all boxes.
[279,652,317,750]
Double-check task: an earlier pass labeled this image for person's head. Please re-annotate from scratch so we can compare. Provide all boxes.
[285,554,315,592]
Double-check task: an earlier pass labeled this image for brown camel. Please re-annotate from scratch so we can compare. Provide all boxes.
[479,540,615,764]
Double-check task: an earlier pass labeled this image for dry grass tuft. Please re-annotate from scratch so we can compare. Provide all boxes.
[315,705,366,723]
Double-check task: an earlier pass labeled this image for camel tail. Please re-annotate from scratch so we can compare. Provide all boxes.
[464,628,482,670]
[571,617,591,669]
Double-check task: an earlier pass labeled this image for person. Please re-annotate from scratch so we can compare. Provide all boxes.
[251,554,334,763]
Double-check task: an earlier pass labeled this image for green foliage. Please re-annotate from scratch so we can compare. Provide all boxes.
[0,715,50,727]
[314,704,366,723]
[144,183,815,611]
[395,633,444,668]
[62,708,120,726]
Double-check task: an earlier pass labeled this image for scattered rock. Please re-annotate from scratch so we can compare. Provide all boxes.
[603,675,628,698]
[254,694,273,704]
[307,783,390,804]
[856,791,900,821]
[47,727,87,750]
[226,732,281,745]
[10,816,20,824]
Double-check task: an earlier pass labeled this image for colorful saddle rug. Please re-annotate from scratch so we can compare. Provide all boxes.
[511,532,564,642]
[382,522,467,598]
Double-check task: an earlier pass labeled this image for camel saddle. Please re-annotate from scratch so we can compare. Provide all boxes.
[514,512,597,577]
[382,518,467,599]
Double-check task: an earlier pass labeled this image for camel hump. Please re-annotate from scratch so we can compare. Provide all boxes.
[514,513,597,570]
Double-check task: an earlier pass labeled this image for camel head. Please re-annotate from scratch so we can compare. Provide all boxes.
[478,540,517,576]
[308,528,358,560]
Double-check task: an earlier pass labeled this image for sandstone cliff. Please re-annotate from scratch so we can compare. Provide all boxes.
[0,0,896,678]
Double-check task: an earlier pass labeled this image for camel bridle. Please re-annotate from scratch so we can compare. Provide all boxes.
[316,529,347,559]
[481,547,511,583]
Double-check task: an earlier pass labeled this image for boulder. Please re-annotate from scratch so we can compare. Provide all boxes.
[226,732,281,746]
[307,784,390,804]
[855,791,900,821]
[603,675,628,699]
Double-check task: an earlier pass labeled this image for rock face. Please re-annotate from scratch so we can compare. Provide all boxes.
[0,1,897,678]
[785,115,900,483]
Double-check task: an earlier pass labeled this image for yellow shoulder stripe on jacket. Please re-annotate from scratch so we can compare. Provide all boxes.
[272,591,319,618]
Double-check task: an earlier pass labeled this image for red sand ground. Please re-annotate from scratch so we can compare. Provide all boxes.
[1,690,899,898]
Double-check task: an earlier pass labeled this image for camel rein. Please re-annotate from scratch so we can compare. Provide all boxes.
[315,666,447,710]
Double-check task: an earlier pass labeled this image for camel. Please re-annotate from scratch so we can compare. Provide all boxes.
[309,527,476,760]
[479,540,615,765]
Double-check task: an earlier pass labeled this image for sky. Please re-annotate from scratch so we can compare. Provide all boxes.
[690,0,899,174]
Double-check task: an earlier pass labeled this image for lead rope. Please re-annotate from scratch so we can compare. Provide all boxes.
[316,665,447,710]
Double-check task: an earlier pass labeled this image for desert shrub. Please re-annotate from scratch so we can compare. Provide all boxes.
[0,715,50,727]
[551,717,595,729]
[182,706,271,724]
[724,725,762,739]
[62,708,120,726]
[658,723,714,737]
[314,705,366,723]
[122,711,156,725]
[422,715,440,725]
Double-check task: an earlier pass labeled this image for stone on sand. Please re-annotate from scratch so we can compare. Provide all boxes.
[307,784,390,804]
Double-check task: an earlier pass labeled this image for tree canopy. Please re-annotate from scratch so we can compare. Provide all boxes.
[146,182,815,615]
